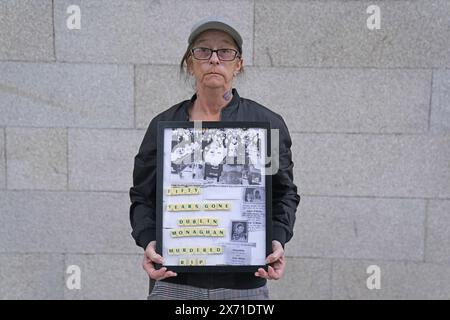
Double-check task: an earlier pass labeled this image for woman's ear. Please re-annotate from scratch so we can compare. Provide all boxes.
[235,57,243,75]
[186,57,193,75]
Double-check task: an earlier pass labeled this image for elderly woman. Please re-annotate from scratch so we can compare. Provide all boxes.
[129,16,300,300]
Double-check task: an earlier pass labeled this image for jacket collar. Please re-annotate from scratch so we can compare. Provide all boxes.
[183,88,240,121]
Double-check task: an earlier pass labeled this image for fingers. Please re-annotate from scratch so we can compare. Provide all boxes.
[266,252,280,264]
[142,242,178,280]
[150,266,166,280]
[145,242,164,264]
[150,267,178,281]
[255,266,282,280]
[255,267,270,279]
[272,240,283,252]
[152,267,178,281]
[164,270,178,278]
[268,265,281,280]
[147,251,164,264]
[265,240,284,264]
[266,247,284,264]
[142,256,155,274]
[142,256,177,280]
[256,253,286,280]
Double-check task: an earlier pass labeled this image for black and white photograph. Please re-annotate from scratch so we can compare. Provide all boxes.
[169,127,265,186]
[230,221,249,242]
[244,187,265,203]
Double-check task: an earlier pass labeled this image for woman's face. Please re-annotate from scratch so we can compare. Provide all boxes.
[188,30,243,91]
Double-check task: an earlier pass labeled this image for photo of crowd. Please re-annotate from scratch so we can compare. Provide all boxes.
[170,127,265,186]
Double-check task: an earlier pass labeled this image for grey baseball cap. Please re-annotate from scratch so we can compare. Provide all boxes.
[188,16,243,53]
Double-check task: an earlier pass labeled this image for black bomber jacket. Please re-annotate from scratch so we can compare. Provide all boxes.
[129,88,300,289]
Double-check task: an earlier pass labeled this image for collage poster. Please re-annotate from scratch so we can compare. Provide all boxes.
[161,126,268,268]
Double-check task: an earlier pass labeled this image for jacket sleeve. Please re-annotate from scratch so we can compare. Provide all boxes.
[271,117,301,247]
[129,118,158,250]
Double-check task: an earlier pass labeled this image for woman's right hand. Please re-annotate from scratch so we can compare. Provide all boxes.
[143,241,177,280]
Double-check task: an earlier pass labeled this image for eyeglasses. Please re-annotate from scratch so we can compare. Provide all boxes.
[191,47,240,61]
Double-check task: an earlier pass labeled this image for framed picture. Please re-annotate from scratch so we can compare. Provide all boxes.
[155,121,272,273]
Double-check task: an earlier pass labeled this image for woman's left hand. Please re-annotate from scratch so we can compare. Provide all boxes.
[255,240,285,280]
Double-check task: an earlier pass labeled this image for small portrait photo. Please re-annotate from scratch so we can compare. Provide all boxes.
[244,187,264,203]
[231,221,248,242]
[253,189,263,201]
[244,188,254,202]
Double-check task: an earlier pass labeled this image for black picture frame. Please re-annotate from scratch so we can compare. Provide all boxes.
[155,121,272,273]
